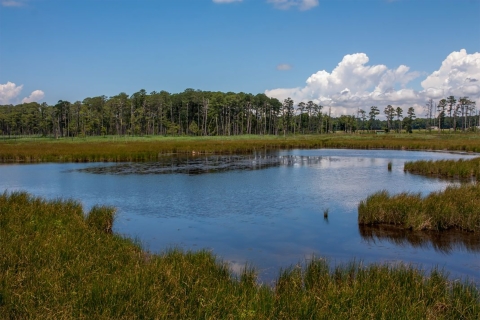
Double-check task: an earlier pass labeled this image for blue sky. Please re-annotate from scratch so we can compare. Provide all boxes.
[1,0,479,115]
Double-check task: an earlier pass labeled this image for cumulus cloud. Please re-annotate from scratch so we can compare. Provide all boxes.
[0,82,44,105]
[277,63,292,71]
[22,90,45,103]
[265,50,480,117]
[212,0,242,3]
[0,82,23,104]
[421,49,480,99]
[267,0,319,11]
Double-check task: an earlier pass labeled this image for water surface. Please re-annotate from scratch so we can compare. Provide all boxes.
[1,149,479,283]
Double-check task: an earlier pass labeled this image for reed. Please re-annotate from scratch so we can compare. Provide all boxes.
[323,208,329,218]
[1,191,479,318]
[358,184,480,232]
[405,157,480,180]
[1,133,480,163]
[85,205,116,234]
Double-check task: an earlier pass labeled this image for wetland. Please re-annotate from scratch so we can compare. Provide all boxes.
[1,148,479,283]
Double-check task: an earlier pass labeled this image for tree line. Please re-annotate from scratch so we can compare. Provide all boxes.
[424,96,477,132]
[0,89,477,137]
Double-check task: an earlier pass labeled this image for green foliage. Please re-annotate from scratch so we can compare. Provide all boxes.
[405,157,480,180]
[2,93,478,138]
[368,106,380,130]
[86,205,116,234]
[188,120,199,135]
[384,104,395,131]
[358,184,480,232]
[2,133,480,163]
[2,191,479,318]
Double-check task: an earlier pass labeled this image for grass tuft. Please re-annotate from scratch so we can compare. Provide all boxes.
[86,205,116,234]
[405,157,480,180]
[1,191,479,318]
[358,184,480,232]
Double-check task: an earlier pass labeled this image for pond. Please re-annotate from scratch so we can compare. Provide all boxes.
[1,149,479,283]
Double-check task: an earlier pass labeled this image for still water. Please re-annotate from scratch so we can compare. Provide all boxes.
[1,149,479,283]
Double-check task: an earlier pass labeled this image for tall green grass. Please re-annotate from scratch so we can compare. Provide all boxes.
[358,184,480,232]
[1,133,480,163]
[1,191,479,318]
[405,157,480,180]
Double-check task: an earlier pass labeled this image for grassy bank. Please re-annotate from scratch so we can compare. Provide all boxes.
[358,184,480,232]
[1,133,480,163]
[1,192,479,318]
[405,157,480,180]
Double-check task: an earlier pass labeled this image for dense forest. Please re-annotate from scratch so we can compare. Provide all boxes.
[0,89,477,137]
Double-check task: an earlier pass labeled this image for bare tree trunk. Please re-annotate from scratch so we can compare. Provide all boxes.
[203,98,209,136]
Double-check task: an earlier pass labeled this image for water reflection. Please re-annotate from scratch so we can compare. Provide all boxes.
[1,149,479,283]
[75,154,337,175]
[359,225,480,254]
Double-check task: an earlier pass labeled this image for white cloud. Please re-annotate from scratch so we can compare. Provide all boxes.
[267,0,319,11]
[0,82,45,105]
[277,63,292,71]
[0,82,23,104]
[421,49,480,99]
[22,90,45,103]
[1,0,25,7]
[212,0,242,3]
[265,50,480,117]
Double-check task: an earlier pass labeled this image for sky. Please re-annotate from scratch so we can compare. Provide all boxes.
[0,0,479,117]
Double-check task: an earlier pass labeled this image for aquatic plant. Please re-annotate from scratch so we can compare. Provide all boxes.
[1,133,480,163]
[404,157,480,180]
[86,205,116,234]
[323,208,329,218]
[358,184,480,232]
[1,191,479,318]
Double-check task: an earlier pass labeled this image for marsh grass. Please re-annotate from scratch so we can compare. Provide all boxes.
[358,184,480,232]
[1,133,480,163]
[85,205,115,233]
[323,208,329,218]
[1,191,479,318]
[405,157,480,180]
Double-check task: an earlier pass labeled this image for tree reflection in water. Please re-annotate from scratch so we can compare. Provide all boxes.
[75,154,332,175]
